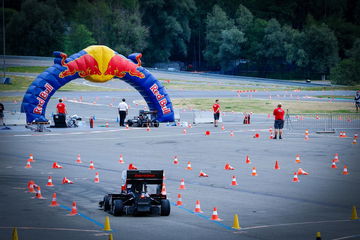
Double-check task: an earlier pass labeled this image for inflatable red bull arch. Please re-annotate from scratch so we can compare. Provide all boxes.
[21,45,175,123]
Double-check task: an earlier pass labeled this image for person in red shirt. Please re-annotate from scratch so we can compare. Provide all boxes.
[212,99,220,127]
[56,99,67,115]
[273,103,285,139]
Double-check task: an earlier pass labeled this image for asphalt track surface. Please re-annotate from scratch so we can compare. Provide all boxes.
[1,56,359,240]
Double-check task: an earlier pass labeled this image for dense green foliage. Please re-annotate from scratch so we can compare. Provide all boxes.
[1,0,360,84]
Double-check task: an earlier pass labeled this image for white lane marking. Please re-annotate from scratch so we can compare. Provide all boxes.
[0,226,102,232]
[331,234,360,240]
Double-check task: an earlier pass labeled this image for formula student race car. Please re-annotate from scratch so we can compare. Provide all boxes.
[99,170,170,216]
[126,110,160,128]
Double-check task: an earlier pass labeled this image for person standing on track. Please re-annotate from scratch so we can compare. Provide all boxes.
[212,99,220,127]
[56,99,67,116]
[273,103,285,139]
[118,98,129,127]
[0,102,5,126]
[354,91,360,112]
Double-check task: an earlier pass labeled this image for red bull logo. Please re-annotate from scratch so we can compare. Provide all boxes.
[104,55,145,79]
[59,53,101,79]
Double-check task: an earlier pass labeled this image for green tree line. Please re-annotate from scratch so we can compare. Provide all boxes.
[1,0,360,84]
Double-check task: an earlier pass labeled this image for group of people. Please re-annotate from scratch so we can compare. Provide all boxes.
[212,99,285,139]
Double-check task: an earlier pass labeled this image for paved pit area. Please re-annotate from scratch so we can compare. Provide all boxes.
[0,110,359,240]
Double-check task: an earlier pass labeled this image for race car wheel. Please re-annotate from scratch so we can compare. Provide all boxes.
[160,199,170,216]
[152,120,159,127]
[103,195,110,211]
[112,199,123,216]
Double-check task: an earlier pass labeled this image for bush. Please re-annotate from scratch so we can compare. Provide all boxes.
[330,59,360,85]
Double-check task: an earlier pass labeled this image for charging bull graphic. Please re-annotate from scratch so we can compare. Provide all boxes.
[21,45,174,123]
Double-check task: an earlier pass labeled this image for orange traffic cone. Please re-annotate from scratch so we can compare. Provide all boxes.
[251,167,257,176]
[161,183,167,195]
[34,186,45,199]
[231,176,238,186]
[333,153,339,162]
[292,172,299,182]
[331,160,337,168]
[297,168,309,175]
[186,161,193,170]
[211,207,222,221]
[354,134,358,139]
[146,126,151,132]
[46,176,54,187]
[105,122,109,128]
[224,163,235,170]
[94,172,100,183]
[274,160,280,170]
[25,160,32,168]
[62,177,74,184]
[69,201,79,215]
[304,129,309,140]
[221,125,225,130]
[130,163,138,170]
[183,129,187,134]
[28,153,34,162]
[173,156,179,164]
[176,194,183,206]
[50,193,59,207]
[295,154,301,163]
[342,165,349,175]
[52,162,63,169]
[199,170,209,177]
[352,138,357,144]
[179,178,186,189]
[245,155,251,164]
[89,161,95,170]
[27,181,36,193]
[119,154,124,164]
[76,154,82,163]
[230,131,234,136]
[194,200,203,213]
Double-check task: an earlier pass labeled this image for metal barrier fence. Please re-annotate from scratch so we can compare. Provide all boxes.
[285,113,360,131]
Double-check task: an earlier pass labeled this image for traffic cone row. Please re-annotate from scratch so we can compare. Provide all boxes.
[304,129,309,140]
[339,131,347,138]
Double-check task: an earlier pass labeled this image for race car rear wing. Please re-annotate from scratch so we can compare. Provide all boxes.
[126,170,163,185]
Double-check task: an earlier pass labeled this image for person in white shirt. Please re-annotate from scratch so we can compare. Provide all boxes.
[118,98,129,126]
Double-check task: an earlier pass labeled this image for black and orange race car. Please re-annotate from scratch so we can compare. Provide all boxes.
[126,110,160,128]
[99,170,170,216]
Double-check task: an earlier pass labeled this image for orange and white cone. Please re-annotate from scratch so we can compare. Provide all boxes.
[62,177,74,184]
[119,154,124,164]
[224,163,235,170]
[342,165,349,175]
[173,156,179,164]
[34,186,45,199]
[183,129,187,134]
[25,160,32,168]
[199,170,209,177]
[50,193,59,207]
[331,160,337,169]
[274,160,280,170]
[128,163,138,170]
[105,122,109,128]
[295,154,301,163]
[46,176,55,187]
[292,172,300,182]
[333,153,339,162]
[28,154,34,162]
[354,134,358,139]
[211,207,222,221]
[89,161,95,170]
[179,178,186,189]
[230,131,234,136]
[125,124,129,129]
[221,125,225,130]
[94,172,100,183]
[231,176,238,186]
[245,155,251,164]
[352,138,357,144]
[251,167,258,176]
[304,129,309,140]
[176,194,183,206]
[146,126,151,132]
[69,201,79,216]
[76,154,82,163]
[186,161,193,170]
[297,168,309,175]
[27,181,36,193]
[194,200,203,213]
[161,183,167,195]
[52,162,63,169]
